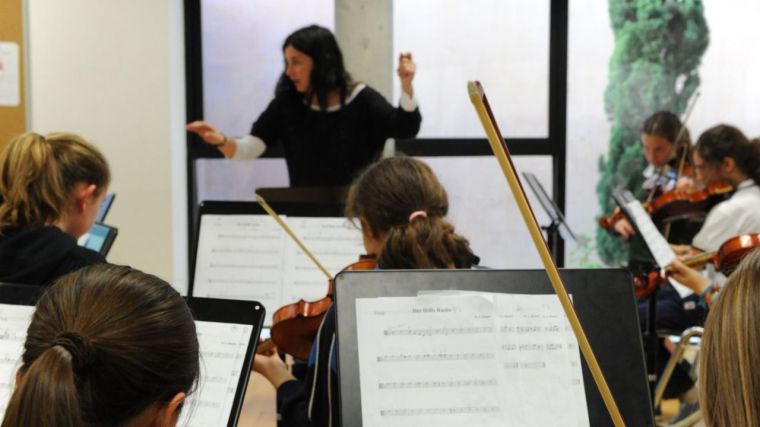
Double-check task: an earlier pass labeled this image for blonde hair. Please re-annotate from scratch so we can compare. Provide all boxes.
[699,247,760,427]
[0,132,110,234]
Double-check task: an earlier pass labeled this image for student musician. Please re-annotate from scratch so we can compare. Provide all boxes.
[253,156,479,427]
[609,111,699,272]
[1,264,199,426]
[0,132,110,285]
[699,247,760,427]
[649,125,760,422]
[187,25,422,187]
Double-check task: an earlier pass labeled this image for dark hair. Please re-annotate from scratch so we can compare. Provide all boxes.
[0,132,110,234]
[1,265,199,427]
[346,156,478,269]
[275,25,352,110]
[641,110,691,161]
[695,124,760,184]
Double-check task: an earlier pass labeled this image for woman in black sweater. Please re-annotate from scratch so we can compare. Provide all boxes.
[187,25,421,186]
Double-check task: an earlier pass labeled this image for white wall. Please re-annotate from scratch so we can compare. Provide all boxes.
[26,0,188,291]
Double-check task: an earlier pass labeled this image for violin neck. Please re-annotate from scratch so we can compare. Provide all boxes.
[682,251,715,269]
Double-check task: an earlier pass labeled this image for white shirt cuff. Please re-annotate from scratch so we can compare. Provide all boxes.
[230,135,267,161]
[399,91,418,112]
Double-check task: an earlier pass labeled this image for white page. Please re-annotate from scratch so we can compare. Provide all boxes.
[625,201,693,297]
[281,217,365,303]
[194,214,364,323]
[494,294,589,427]
[179,320,253,427]
[193,214,286,311]
[355,293,590,426]
[0,304,34,418]
[356,294,504,427]
[0,42,20,107]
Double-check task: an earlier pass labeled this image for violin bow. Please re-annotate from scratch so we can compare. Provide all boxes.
[467,81,626,427]
[674,91,701,178]
[255,193,333,280]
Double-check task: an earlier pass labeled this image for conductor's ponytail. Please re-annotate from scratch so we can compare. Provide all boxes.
[2,346,84,427]
[346,156,478,269]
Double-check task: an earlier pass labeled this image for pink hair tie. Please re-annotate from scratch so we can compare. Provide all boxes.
[408,210,428,221]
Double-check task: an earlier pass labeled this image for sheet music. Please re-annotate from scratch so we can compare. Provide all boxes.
[625,201,694,298]
[0,304,35,418]
[179,320,253,427]
[193,214,364,320]
[355,293,589,427]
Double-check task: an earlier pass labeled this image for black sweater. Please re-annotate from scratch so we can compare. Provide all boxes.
[0,226,105,286]
[251,86,422,186]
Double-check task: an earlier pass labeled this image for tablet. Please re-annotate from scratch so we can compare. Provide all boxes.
[80,222,118,256]
[96,193,116,222]
[0,284,264,427]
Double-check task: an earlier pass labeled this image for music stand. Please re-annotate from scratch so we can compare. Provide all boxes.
[522,172,577,264]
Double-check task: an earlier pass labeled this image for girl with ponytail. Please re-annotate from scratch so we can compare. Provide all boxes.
[254,156,478,427]
[0,132,110,285]
[1,264,199,427]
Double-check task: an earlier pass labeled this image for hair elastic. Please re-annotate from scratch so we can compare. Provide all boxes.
[408,210,427,221]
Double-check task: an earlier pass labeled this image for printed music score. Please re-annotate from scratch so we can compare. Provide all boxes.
[355,293,589,427]
[193,214,364,320]
[179,320,253,427]
[624,200,693,297]
[0,304,35,418]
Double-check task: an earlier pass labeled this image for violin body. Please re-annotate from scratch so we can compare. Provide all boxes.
[649,182,733,224]
[268,256,377,360]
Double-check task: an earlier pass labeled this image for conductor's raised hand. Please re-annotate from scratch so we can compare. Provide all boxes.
[397,52,416,97]
[186,120,225,146]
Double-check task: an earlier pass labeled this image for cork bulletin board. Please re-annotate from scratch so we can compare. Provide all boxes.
[0,0,26,148]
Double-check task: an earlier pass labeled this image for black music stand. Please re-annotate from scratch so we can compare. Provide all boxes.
[522,172,577,265]
[335,269,653,426]
[256,186,348,207]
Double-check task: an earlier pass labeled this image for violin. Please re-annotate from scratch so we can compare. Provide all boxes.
[648,182,733,224]
[267,255,376,360]
[633,233,760,298]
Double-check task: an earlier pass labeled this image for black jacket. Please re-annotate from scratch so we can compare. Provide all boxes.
[0,226,105,286]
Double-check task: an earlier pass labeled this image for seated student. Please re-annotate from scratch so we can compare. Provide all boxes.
[1,264,199,426]
[253,156,479,427]
[698,247,760,427]
[650,125,760,423]
[0,132,110,285]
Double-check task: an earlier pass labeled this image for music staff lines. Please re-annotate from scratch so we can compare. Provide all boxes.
[383,326,493,337]
[377,352,495,362]
[378,378,498,389]
[379,406,501,416]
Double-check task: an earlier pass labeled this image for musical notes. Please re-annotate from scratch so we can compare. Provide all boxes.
[178,320,253,427]
[193,214,364,320]
[0,304,35,418]
[355,293,589,427]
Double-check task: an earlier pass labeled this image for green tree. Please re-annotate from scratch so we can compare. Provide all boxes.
[596,0,709,266]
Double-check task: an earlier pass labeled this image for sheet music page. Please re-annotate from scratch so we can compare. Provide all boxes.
[493,294,589,427]
[193,214,286,311]
[356,294,504,426]
[0,304,34,418]
[281,217,365,303]
[355,293,589,426]
[624,201,694,297]
[179,320,253,427]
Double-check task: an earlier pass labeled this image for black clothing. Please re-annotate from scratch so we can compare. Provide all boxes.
[277,304,339,427]
[0,226,105,285]
[251,86,421,186]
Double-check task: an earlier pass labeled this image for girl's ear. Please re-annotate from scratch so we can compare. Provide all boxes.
[153,392,186,427]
